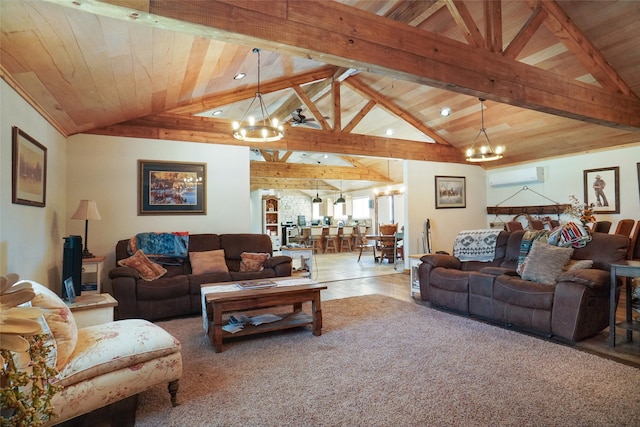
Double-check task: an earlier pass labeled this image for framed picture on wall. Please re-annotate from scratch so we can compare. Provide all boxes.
[12,126,47,207]
[435,176,466,209]
[583,167,619,214]
[138,160,206,215]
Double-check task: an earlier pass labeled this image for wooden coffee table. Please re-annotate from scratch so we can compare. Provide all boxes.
[201,279,327,352]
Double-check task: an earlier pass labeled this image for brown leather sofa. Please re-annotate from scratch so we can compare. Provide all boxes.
[109,233,292,321]
[418,230,630,342]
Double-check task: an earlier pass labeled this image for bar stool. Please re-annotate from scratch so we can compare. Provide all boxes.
[308,226,324,253]
[340,226,354,252]
[324,226,339,253]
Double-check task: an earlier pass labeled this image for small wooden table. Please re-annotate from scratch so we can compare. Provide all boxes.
[68,293,118,328]
[281,246,313,277]
[609,260,640,347]
[201,280,327,352]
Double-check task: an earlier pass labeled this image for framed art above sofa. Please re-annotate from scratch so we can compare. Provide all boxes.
[138,160,206,215]
[583,166,619,214]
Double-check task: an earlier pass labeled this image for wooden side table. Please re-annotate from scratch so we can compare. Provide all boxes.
[68,293,118,329]
[409,254,428,298]
[609,260,640,347]
[81,256,105,294]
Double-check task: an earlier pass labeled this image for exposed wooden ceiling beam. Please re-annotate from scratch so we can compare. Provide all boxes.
[444,0,485,48]
[530,0,635,97]
[251,162,389,181]
[484,0,503,54]
[386,0,445,27]
[292,85,331,130]
[133,0,640,131]
[249,178,336,192]
[343,75,449,145]
[86,113,466,163]
[167,66,335,115]
[503,6,547,60]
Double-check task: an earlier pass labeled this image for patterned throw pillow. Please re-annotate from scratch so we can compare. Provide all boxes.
[240,252,270,272]
[521,241,574,285]
[189,250,229,275]
[118,249,167,281]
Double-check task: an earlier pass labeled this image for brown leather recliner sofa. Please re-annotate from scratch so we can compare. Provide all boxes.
[109,233,292,321]
[418,230,630,342]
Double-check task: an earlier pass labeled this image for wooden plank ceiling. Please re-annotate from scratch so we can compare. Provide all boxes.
[1,0,639,193]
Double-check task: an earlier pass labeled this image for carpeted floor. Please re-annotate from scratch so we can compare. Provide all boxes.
[136,295,640,427]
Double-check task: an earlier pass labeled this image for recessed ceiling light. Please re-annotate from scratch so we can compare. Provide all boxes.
[440,107,451,117]
[234,73,246,80]
[212,110,222,116]
[323,154,328,158]
[386,128,394,136]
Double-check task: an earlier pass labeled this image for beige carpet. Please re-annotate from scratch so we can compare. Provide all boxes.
[136,295,640,427]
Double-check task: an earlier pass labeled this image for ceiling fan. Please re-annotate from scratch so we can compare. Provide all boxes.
[290,109,323,129]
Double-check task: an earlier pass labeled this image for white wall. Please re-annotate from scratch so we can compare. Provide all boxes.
[404,160,488,258]
[66,134,251,289]
[485,146,640,227]
[1,81,68,289]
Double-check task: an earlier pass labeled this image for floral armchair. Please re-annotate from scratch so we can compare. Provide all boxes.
[1,277,182,426]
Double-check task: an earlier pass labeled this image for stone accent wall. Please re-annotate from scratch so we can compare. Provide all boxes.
[278,191,313,225]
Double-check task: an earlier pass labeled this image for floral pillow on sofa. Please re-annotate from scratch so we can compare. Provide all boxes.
[240,252,270,272]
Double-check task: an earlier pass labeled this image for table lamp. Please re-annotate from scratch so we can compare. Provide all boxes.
[71,199,102,258]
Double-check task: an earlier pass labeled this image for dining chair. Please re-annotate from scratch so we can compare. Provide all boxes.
[355,225,376,262]
[592,221,612,233]
[614,219,635,238]
[378,224,398,264]
[628,220,640,260]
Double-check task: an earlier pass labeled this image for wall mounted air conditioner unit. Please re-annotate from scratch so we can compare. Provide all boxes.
[488,167,544,187]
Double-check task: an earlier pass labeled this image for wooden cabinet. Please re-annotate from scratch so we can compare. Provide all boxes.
[263,196,281,250]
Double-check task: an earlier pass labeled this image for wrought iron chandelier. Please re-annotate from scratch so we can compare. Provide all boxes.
[232,48,284,142]
[465,98,504,162]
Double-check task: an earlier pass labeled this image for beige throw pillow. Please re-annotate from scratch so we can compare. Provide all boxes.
[118,249,167,281]
[28,281,78,370]
[240,252,270,272]
[563,259,593,271]
[189,249,229,275]
[521,241,574,285]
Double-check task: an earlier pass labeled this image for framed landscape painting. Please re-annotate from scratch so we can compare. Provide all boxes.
[435,176,466,209]
[138,160,206,215]
[583,166,619,214]
[12,126,47,207]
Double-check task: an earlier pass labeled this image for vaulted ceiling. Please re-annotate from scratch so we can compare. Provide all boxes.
[2,0,639,194]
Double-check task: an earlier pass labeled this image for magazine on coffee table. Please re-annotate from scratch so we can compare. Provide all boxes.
[235,280,276,290]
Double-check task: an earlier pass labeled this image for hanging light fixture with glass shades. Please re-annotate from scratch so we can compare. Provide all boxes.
[465,98,504,162]
[312,179,322,204]
[335,181,346,204]
[232,48,284,142]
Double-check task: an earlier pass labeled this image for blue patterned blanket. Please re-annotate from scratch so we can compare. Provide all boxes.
[453,229,502,262]
[128,232,189,264]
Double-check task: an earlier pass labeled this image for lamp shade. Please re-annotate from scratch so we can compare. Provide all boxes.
[71,200,102,221]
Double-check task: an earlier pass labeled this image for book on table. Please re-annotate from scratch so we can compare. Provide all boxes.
[235,280,276,290]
